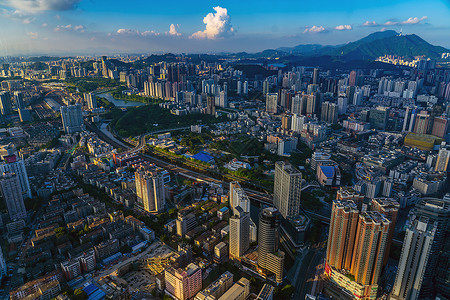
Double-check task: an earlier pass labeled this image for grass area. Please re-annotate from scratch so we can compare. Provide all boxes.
[210,135,264,157]
[65,77,120,93]
[112,104,225,137]
[97,96,115,110]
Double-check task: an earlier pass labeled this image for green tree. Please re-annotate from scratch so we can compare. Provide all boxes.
[73,288,88,300]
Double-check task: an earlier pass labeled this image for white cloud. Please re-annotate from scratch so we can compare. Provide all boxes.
[401,16,427,24]
[22,16,34,23]
[27,31,38,39]
[384,21,398,26]
[192,6,234,39]
[362,21,378,27]
[41,23,47,27]
[335,25,352,31]
[168,24,181,36]
[303,25,327,34]
[74,25,84,32]
[116,28,159,36]
[2,0,81,13]
[54,24,85,32]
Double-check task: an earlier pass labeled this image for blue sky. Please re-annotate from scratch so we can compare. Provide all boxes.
[0,0,449,55]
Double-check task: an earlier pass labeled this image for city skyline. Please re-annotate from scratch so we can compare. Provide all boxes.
[0,0,449,55]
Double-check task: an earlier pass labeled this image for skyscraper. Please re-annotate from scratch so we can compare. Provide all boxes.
[349,71,357,87]
[0,173,27,221]
[0,247,6,281]
[266,93,278,114]
[60,104,84,134]
[402,106,418,132]
[391,216,437,300]
[434,147,450,172]
[229,206,250,259]
[84,93,97,110]
[14,91,24,109]
[273,161,302,219]
[135,167,166,213]
[413,197,450,298]
[206,96,215,115]
[0,91,12,115]
[258,207,284,284]
[312,68,319,85]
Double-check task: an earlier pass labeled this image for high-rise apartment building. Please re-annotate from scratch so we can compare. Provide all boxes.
[369,106,390,130]
[266,93,278,114]
[350,212,390,287]
[431,116,448,138]
[371,198,399,267]
[0,156,32,198]
[229,181,250,213]
[273,161,302,219]
[165,263,202,300]
[413,111,430,134]
[390,216,437,300]
[326,200,359,271]
[0,173,27,221]
[60,104,84,134]
[135,167,166,213]
[84,93,97,110]
[325,200,391,299]
[229,206,250,259]
[176,209,197,237]
[321,101,338,124]
[258,207,284,284]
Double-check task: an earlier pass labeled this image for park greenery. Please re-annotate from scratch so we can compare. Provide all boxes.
[111,104,225,137]
[65,77,119,93]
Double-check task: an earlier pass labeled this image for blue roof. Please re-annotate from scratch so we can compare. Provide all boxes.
[83,284,98,296]
[88,289,106,300]
[191,151,214,163]
[219,207,229,212]
[320,166,335,178]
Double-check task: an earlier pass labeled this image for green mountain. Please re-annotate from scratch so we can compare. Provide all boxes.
[329,31,448,60]
[272,30,448,61]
